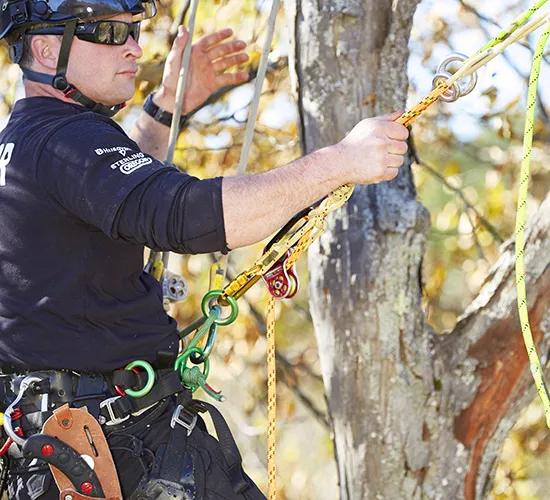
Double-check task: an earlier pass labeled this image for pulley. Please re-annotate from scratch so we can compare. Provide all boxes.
[162,270,189,305]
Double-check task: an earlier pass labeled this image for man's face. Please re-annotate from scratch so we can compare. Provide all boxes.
[62,13,142,106]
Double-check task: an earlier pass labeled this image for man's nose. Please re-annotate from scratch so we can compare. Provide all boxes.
[125,35,142,59]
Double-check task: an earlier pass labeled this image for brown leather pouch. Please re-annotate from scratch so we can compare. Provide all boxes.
[41,404,122,500]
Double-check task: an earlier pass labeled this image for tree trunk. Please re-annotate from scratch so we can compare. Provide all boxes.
[284,0,550,498]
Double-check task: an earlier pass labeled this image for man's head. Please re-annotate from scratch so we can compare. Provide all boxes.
[0,0,155,111]
[25,14,143,105]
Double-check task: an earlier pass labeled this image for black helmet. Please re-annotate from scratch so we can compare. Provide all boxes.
[0,0,156,40]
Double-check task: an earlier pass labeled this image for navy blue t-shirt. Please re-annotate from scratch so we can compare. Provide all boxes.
[0,96,225,372]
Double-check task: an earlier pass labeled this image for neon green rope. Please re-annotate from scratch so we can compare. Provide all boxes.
[516,20,550,428]
[475,0,549,55]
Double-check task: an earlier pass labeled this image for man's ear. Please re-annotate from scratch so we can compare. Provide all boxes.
[30,36,60,70]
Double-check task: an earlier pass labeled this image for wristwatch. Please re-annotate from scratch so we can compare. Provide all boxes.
[143,93,188,130]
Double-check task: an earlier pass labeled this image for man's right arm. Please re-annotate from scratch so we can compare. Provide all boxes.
[114,113,409,254]
[221,113,409,249]
[37,113,408,255]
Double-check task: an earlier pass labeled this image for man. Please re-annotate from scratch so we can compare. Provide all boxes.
[0,0,409,497]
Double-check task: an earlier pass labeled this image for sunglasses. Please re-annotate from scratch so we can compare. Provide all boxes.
[26,20,141,46]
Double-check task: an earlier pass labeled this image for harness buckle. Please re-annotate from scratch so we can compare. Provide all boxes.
[170,404,197,436]
[99,396,130,427]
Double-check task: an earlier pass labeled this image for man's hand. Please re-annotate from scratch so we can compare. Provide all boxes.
[336,110,409,185]
[154,26,249,115]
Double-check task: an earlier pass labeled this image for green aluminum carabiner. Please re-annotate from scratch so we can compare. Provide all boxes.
[201,290,238,326]
[124,360,155,398]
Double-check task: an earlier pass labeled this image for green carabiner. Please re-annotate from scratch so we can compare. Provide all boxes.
[191,323,218,365]
[124,360,155,398]
[201,290,238,326]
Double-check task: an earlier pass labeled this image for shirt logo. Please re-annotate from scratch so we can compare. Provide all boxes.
[0,142,15,187]
[110,152,152,175]
[95,146,132,156]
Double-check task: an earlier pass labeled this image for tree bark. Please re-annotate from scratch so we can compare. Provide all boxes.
[285,0,550,498]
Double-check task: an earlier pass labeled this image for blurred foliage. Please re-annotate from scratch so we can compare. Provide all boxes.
[411,1,550,498]
[3,0,550,497]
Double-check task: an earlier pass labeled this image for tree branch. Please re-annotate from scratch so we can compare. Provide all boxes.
[410,137,504,245]
[436,191,550,498]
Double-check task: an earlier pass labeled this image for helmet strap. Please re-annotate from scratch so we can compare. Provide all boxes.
[9,37,24,64]
[21,19,126,118]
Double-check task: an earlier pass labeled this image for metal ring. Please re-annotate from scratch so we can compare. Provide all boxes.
[124,360,155,398]
[435,52,478,99]
[437,52,468,73]
[432,73,461,103]
[201,290,239,326]
[457,70,478,97]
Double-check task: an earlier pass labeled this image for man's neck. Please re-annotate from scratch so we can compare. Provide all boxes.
[24,78,80,106]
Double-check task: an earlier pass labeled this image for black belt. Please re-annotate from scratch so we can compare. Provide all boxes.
[2,368,185,432]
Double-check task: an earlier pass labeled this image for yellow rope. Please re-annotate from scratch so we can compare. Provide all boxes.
[516,20,550,428]
[266,295,277,499]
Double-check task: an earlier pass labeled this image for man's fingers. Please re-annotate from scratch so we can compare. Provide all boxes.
[196,27,234,50]
[215,72,249,87]
[388,139,408,155]
[212,53,249,73]
[386,153,405,168]
[385,121,409,141]
[167,27,189,64]
[385,167,400,181]
[376,110,404,121]
[208,40,247,60]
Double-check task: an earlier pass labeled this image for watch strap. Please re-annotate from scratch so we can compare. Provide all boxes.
[143,93,188,130]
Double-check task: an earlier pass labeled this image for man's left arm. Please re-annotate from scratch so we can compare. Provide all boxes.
[130,26,249,159]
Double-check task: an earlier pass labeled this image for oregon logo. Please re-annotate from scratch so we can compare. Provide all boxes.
[0,142,14,187]
[110,152,152,175]
[119,157,153,174]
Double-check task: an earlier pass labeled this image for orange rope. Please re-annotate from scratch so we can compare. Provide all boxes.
[266,295,277,499]
[397,83,450,126]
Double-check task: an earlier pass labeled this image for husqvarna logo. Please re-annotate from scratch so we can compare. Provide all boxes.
[95,146,131,156]
[0,142,14,187]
